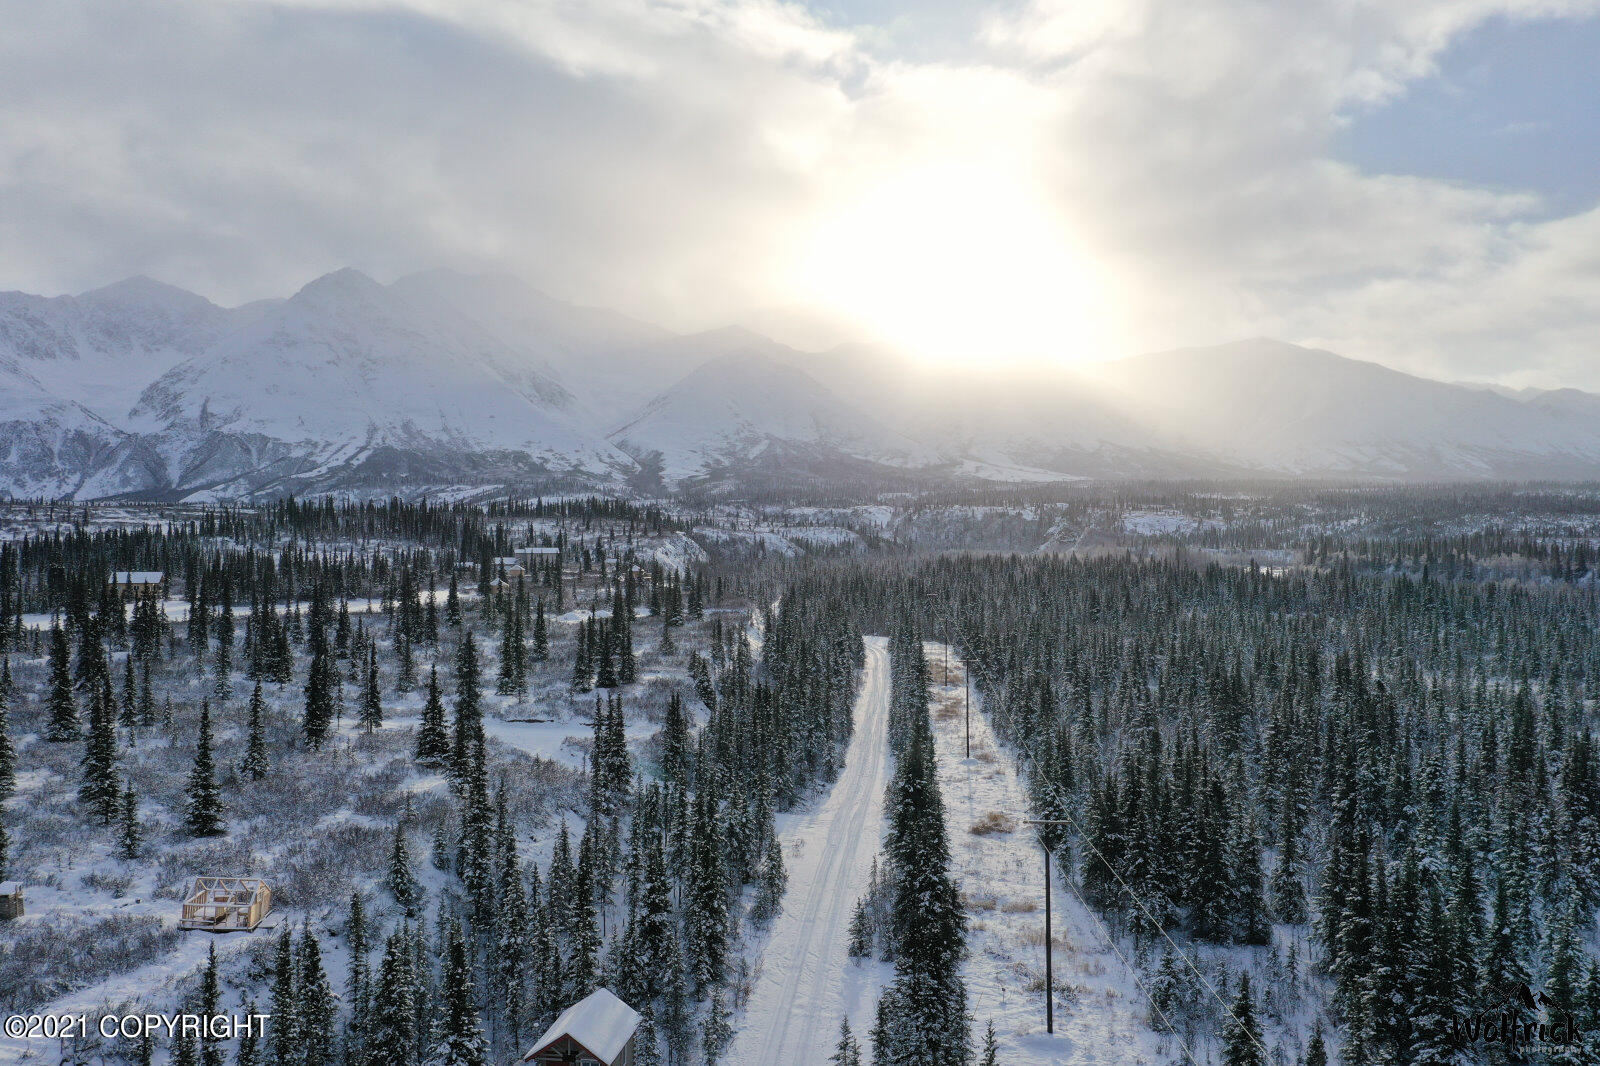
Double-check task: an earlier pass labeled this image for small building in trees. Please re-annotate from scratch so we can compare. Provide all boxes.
[108,571,165,597]
[486,557,528,581]
[515,545,562,568]
[522,988,641,1065]
[0,882,23,920]
[178,876,272,932]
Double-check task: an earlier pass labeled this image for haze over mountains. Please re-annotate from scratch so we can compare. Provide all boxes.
[4,267,1600,500]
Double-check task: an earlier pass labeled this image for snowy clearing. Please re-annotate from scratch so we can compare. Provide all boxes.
[927,646,1174,1066]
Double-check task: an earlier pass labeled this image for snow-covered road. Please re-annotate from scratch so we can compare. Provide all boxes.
[728,635,893,1066]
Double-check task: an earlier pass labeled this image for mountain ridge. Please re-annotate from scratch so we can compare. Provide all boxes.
[5,269,1600,499]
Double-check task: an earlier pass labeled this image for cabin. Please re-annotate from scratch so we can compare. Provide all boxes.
[522,988,641,1066]
[486,557,528,581]
[0,882,23,920]
[514,545,562,569]
[108,571,165,597]
[178,876,272,932]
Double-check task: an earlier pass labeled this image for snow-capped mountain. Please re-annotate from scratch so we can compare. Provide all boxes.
[124,269,635,496]
[1086,338,1600,479]
[8,270,1600,499]
[609,351,938,483]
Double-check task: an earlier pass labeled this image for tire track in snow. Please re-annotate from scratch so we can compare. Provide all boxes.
[729,635,893,1066]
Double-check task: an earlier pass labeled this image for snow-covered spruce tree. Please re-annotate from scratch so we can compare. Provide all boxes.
[531,600,548,662]
[979,1022,998,1066]
[242,682,269,781]
[387,821,423,916]
[117,784,141,859]
[877,628,969,1066]
[415,664,450,764]
[831,1018,863,1066]
[344,892,372,1063]
[0,817,8,882]
[360,645,383,732]
[1220,972,1264,1066]
[685,788,730,989]
[46,623,80,740]
[79,681,120,823]
[370,927,420,1066]
[450,632,482,785]
[185,699,225,836]
[633,1007,662,1066]
[234,999,261,1066]
[701,990,733,1066]
[425,922,489,1066]
[302,643,338,748]
[199,943,224,1066]
[297,922,337,1066]
[0,669,14,803]
[269,929,300,1064]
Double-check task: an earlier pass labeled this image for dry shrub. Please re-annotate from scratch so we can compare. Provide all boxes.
[969,811,1016,836]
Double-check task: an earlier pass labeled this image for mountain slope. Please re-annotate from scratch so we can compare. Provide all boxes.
[0,276,264,427]
[125,269,635,495]
[1087,338,1600,478]
[609,352,938,484]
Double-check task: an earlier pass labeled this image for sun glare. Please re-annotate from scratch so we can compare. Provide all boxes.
[796,163,1113,367]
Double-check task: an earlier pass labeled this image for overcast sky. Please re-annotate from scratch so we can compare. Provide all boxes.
[2,0,1597,385]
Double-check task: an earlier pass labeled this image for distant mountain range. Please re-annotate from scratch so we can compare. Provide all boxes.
[4,268,1600,500]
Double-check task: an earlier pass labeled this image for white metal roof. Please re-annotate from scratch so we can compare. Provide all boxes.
[524,988,640,1063]
[516,546,561,554]
[110,571,164,583]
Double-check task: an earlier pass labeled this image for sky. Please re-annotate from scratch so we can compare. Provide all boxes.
[1,0,1598,386]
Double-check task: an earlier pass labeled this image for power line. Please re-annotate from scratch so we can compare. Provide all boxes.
[1024,755,1275,1062]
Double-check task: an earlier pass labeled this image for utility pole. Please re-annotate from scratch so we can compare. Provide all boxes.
[1024,819,1072,1034]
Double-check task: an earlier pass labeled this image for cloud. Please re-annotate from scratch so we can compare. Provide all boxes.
[0,0,1596,384]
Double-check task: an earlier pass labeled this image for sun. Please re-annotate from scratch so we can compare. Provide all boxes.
[794,162,1114,367]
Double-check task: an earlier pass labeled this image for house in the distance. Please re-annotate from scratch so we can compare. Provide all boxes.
[522,988,641,1065]
[514,545,562,569]
[108,571,165,597]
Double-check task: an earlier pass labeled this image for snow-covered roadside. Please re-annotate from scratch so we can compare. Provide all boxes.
[726,636,894,1066]
[927,645,1174,1066]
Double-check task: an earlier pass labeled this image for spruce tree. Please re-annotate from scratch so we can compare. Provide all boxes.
[415,665,450,764]
[297,923,337,1066]
[303,645,338,747]
[360,645,383,732]
[0,673,14,803]
[1220,972,1264,1066]
[1305,1026,1327,1066]
[242,682,269,781]
[269,929,300,1065]
[199,943,224,1066]
[831,1018,864,1066]
[370,929,419,1066]
[117,784,142,859]
[701,990,733,1066]
[451,633,482,783]
[387,821,423,916]
[425,922,489,1066]
[46,623,80,740]
[79,682,120,823]
[234,1001,261,1066]
[185,700,225,836]
[980,1021,999,1066]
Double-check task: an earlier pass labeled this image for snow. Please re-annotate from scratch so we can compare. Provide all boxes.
[925,645,1174,1065]
[728,636,894,1065]
[523,987,641,1062]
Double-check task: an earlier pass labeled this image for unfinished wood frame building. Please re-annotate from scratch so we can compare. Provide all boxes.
[179,876,272,932]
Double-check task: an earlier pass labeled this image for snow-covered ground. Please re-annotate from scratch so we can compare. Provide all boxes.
[727,636,893,1065]
[927,647,1174,1066]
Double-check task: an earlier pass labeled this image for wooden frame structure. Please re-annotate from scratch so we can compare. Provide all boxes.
[179,876,272,932]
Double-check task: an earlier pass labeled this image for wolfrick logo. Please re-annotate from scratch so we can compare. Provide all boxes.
[1453,981,1584,1054]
